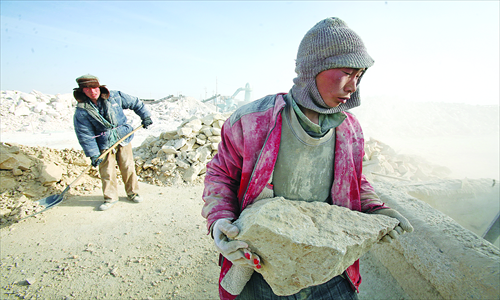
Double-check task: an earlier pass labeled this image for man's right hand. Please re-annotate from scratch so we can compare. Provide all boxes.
[213,218,261,268]
[91,156,103,167]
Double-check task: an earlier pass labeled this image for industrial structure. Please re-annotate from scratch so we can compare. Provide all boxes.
[202,83,252,112]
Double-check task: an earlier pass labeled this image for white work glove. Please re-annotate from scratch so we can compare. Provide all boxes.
[213,218,261,269]
[371,208,414,243]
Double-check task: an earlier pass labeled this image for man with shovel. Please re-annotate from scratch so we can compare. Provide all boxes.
[73,74,152,211]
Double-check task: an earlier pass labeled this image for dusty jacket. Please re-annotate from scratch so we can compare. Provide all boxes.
[73,87,151,158]
[202,94,389,299]
[202,95,387,299]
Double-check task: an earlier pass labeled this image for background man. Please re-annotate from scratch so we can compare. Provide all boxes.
[73,74,152,211]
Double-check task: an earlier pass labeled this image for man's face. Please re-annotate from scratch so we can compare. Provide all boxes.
[315,68,365,108]
[82,87,101,101]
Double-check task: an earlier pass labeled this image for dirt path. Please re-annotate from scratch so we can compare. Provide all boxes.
[0,182,220,300]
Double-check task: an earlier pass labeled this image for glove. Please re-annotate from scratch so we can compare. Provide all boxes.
[90,156,103,167]
[141,117,153,129]
[371,208,414,243]
[213,218,261,269]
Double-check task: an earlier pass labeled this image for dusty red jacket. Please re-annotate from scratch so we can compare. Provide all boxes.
[202,94,388,299]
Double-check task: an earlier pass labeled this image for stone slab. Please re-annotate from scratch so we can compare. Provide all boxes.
[234,197,398,296]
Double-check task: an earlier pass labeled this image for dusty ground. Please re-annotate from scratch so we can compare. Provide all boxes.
[0,182,221,300]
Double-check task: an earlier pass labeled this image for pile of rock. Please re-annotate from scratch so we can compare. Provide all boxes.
[1,89,219,151]
[133,112,231,186]
[0,143,101,223]
[363,138,451,182]
[0,90,76,133]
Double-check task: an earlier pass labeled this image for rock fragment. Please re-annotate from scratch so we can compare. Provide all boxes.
[233,197,399,296]
[39,162,64,185]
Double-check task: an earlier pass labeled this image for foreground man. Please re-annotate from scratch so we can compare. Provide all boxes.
[202,17,413,300]
[73,74,152,211]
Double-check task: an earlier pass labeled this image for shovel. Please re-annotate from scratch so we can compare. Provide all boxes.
[26,125,144,218]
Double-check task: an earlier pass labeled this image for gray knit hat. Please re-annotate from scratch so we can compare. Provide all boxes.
[291,17,374,114]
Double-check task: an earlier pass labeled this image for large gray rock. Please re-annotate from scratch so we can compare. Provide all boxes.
[233,197,399,296]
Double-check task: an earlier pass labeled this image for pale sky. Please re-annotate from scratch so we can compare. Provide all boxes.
[1,1,499,105]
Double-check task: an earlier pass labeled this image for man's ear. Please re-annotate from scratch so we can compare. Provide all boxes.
[73,89,87,102]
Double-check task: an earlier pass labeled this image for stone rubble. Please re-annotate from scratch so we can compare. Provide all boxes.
[233,197,399,296]
[0,143,101,223]
[0,90,76,133]
[0,89,217,139]
[133,113,231,186]
[363,138,451,182]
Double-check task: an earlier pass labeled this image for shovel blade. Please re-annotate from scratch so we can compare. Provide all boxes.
[36,194,64,208]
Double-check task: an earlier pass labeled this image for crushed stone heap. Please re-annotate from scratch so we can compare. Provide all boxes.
[0,143,101,223]
[233,197,399,296]
[0,90,75,133]
[133,112,231,186]
[363,137,451,182]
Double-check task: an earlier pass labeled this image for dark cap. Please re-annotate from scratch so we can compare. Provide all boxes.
[76,74,100,88]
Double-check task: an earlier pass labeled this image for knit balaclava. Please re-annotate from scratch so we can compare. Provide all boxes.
[291,17,374,114]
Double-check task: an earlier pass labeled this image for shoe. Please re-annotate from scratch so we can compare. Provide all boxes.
[99,200,118,211]
[127,194,143,203]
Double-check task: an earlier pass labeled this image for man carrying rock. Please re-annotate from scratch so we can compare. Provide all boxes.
[73,74,152,211]
[202,17,413,300]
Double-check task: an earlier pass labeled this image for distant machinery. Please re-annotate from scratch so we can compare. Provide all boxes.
[230,83,252,104]
[202,83,252,112]
[201,94,221,103]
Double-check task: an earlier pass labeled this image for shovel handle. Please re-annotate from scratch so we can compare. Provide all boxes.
[96,124,144,160]
[68,125,144,188]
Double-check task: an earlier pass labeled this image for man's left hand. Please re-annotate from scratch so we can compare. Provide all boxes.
[141,117,153,129]
[371,208,413,243]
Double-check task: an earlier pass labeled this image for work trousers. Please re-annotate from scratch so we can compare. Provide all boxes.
[237,272,358,300]
[98,143,139,202]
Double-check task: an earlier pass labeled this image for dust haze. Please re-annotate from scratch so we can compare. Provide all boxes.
[351,96,500,180]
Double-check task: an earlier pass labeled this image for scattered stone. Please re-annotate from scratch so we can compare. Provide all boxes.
[363,138,452,182]
[234,197,399,296]
[133,112,231,186]
[0,143,101,224]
